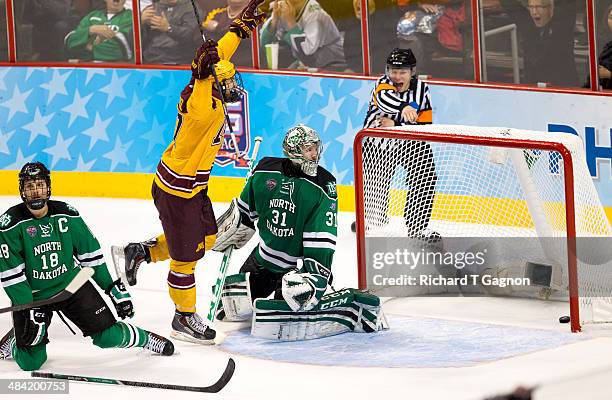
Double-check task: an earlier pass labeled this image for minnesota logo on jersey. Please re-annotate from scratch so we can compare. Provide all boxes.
[214,92,251,169]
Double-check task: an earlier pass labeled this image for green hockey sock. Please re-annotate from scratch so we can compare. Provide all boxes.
[91,321,148,349]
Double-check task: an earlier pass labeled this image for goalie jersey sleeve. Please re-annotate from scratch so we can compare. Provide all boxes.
[237,157,337,273]
[0,201,114,306]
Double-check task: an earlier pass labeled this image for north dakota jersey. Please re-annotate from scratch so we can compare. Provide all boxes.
[237,157,337,273]
[64,9,133,61]
[0,201,114,306]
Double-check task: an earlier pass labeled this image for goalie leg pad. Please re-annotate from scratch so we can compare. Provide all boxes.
[251,289,386,341]
[212,199,255,252]
[220,273,254,321]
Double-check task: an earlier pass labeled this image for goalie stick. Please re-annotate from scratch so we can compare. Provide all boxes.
[206,136,263,323]
[32,357,235,393]
[0,267,93,314]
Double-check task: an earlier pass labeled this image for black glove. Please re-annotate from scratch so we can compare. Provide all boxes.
[105,279,135,319]
[20,308,51,347]
[191,39,221,80]
[229,0,267,39]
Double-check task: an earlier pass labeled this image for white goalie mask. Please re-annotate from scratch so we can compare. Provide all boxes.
[282,125,322,177]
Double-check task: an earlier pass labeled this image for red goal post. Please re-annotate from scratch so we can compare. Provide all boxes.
[353,125,611,333]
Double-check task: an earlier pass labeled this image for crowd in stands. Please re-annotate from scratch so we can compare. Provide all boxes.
[0,0,611,89]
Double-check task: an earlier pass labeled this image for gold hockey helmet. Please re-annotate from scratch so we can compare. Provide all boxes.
[214,60,244,103]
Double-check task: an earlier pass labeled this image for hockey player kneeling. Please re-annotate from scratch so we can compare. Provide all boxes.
[212,125,385,340]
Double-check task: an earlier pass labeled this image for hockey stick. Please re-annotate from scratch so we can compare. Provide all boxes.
[206,136,263,323]
[0,267,94,314]
[32,357,235,393]
[188,0,241,162]
[110,245,127,283]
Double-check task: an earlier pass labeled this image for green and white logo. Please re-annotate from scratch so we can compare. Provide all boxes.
[0,213,11,228]
[326,182,337,197]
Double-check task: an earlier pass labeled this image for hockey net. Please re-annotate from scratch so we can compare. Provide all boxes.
[353,125,612,332]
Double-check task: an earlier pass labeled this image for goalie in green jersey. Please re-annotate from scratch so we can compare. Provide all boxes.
[212,125,387,340]
[0,162,174,371]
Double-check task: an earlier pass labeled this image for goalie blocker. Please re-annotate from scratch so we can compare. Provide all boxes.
[212,199,256,252]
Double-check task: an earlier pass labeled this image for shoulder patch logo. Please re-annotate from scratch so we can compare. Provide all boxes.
[66,203,78,213]
[266,179,277,191]
[39,223,53,238]
[0,213,10,228]
[27,226,37,238]
[326,182,337,197]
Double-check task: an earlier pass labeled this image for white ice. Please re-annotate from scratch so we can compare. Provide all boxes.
[1,196,612,400]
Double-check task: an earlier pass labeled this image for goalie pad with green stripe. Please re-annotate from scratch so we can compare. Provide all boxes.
[220,273,253,321]
[251,288,386,340]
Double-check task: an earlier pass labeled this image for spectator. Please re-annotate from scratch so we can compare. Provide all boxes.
[65,0,133,62]
[260,0,347,71]
[141,0,199,65]
[22,0,82,61]
[329,0,403,74]
[499,0,579,86]
[319,0,362,72]
[369,0,404,74]
[397,0,468,78]
[597,4,612,89]
[202,0,254,67]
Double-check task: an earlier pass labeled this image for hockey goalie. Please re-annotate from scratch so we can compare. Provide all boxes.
[213,125,386,341]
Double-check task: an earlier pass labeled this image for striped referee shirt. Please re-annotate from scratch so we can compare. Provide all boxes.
[363,75,432,129]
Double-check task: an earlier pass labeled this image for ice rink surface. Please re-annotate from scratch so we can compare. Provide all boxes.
[1,196,612,400]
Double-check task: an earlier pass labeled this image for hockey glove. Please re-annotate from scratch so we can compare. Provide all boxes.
[20,308,51,347]
[191,39,220,80]
[212,199,256,252]
[105,279,135,319]
[281,258,330,312]
[229,0,267,39]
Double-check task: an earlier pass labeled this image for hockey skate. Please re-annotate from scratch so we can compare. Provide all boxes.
[143,331,174,356]
[171,312,216,345]
[111,239,154,286]
[0,329,14,360]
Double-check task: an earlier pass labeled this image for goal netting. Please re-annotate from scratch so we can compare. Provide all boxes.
[353,125,612,332]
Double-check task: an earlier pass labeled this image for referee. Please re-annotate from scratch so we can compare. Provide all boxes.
[354,48,438,241]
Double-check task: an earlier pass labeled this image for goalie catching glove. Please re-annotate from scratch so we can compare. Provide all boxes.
[282,258,331,312]
[229,0,267,39]
[213,199,256,252]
